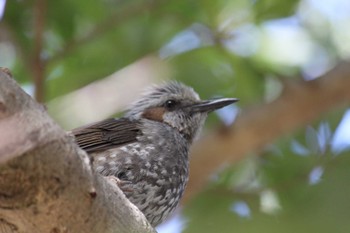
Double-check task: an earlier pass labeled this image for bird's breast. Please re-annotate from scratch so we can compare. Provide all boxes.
[91,121,191,226]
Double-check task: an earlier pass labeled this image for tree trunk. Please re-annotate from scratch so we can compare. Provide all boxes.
[0,69,156,233]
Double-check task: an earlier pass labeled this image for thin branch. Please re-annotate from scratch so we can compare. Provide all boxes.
[33,0,46,102]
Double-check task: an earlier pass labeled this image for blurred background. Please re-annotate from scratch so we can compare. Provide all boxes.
[1,0,350,232]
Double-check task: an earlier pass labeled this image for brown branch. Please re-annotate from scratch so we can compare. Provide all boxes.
[184,61,350,203]
[0,70,156,232]
[33,0,46,102]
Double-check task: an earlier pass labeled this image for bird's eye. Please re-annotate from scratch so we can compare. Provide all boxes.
[164,100,178,110]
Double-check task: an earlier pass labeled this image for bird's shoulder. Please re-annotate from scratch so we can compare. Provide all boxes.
[71,117,142,153]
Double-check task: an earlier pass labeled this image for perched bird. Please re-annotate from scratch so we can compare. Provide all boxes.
[72,81,238,226]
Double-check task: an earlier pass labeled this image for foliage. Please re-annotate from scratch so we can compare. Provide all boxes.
[1,0,349,232]
[186,124,350,233]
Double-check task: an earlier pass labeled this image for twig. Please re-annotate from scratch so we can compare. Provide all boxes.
[33,0,46,102]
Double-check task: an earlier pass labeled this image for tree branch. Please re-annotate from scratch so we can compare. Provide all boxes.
[0,70,156,232]
[33,0,46,102]
[184,61,350,202]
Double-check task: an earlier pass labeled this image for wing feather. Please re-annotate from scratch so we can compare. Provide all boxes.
[71,118,141,153]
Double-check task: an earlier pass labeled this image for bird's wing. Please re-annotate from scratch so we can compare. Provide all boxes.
[71,118,141,153]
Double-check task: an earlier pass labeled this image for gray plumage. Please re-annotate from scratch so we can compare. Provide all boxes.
[72,81,238,226]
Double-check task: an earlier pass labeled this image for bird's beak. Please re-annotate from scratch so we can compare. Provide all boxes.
[189,98,239,113]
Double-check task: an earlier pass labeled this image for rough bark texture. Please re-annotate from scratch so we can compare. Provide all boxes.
[184,61,350,202]
[0,70,156,233]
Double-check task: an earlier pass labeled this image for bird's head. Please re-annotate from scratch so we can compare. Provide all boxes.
[125,82,238,142]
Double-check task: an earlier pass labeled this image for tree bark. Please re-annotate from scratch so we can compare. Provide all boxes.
[0,69,155,233]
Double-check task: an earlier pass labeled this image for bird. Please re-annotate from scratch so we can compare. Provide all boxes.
[72,81,238,226]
